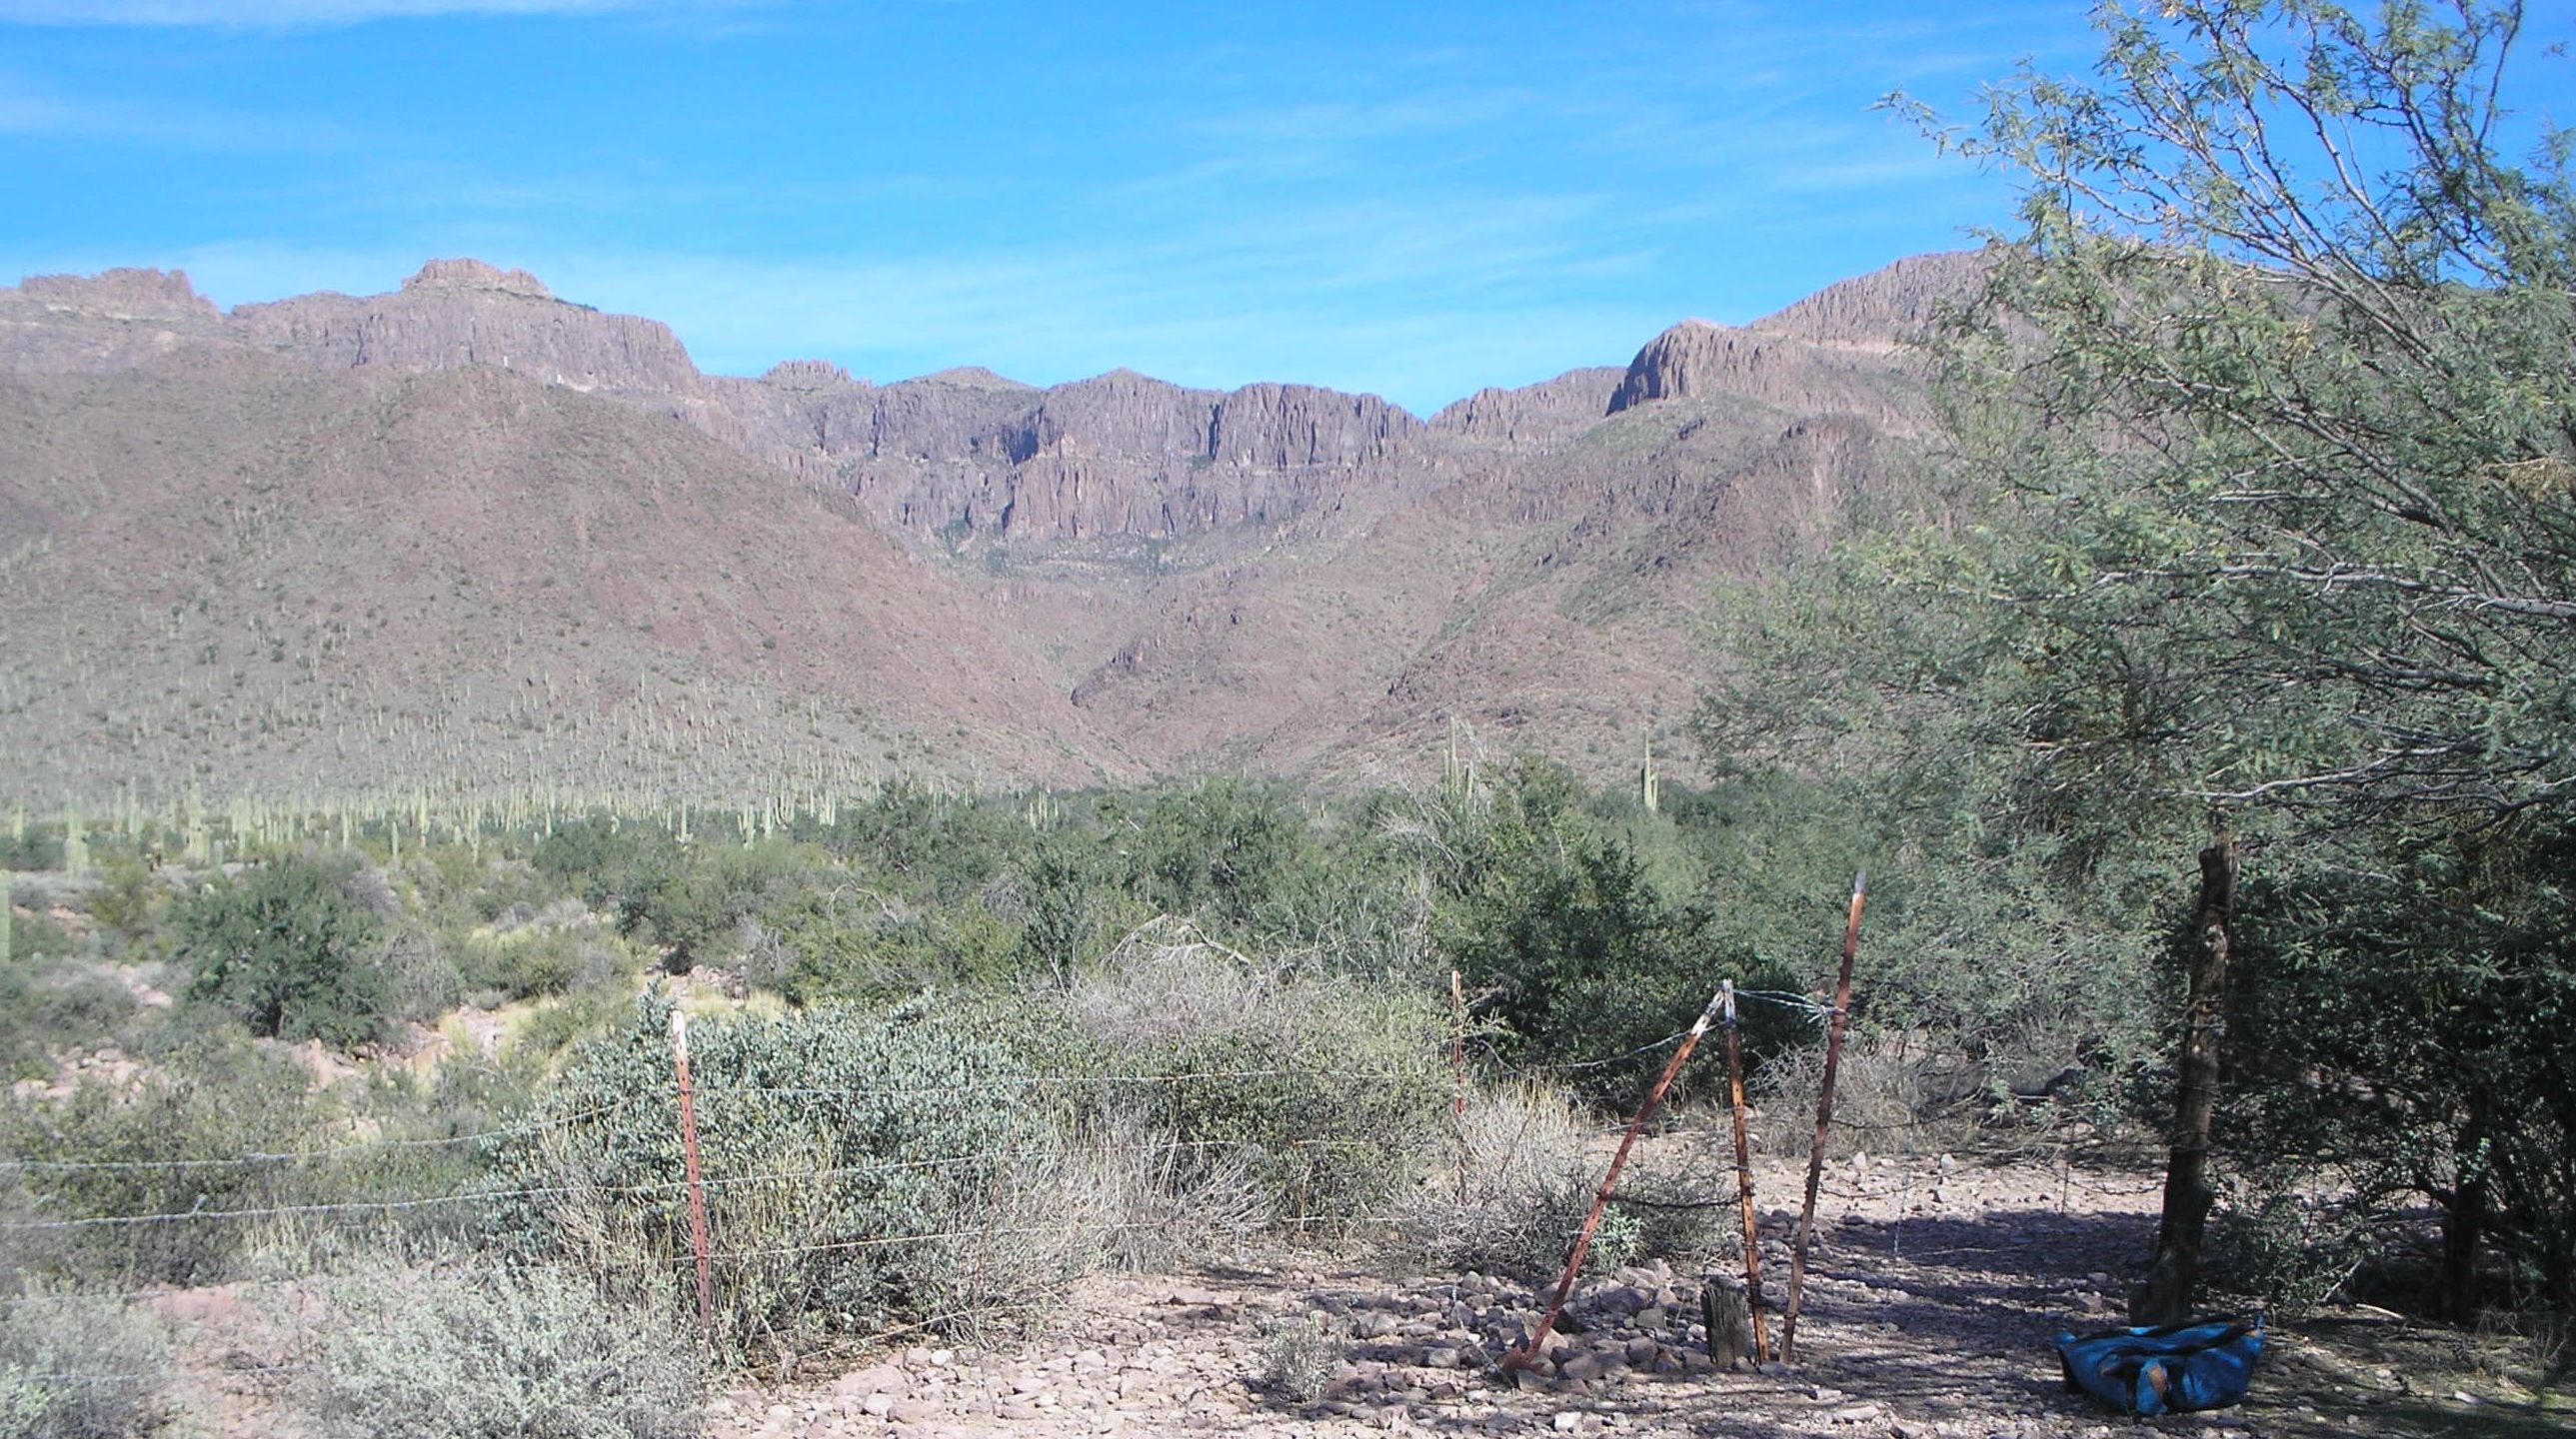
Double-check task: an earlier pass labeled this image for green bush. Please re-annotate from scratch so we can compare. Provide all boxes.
[0,1041,323,1286]
[173,854,389,1048]
[0,1291,170,1439]
[307,1261,699,1439]
[496,993,1068,1361]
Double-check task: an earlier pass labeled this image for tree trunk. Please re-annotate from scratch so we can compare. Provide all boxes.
[2440,1113,2489,1320]
[2131,839,2237,1326]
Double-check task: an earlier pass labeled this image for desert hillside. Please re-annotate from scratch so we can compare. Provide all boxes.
[0,251,1986,803]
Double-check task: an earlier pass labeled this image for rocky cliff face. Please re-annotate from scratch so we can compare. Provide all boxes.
[1429,367,1625,446]
[6,268,222,322]
[1750,248,1992,349]
[0,268,227,373]
[0,249,1975,793]
[231,260,709,397]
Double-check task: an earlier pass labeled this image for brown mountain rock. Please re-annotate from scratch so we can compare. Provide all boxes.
[0,250,1978,798]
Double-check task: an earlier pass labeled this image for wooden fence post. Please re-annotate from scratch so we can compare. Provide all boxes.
[671,1008,715,1341]
[1451,968,1469,1207]
[1502,983,1729,1374]
[1782,870,1866,1363]
[2132,839,2237,1325]
[1721,981,1772,1362]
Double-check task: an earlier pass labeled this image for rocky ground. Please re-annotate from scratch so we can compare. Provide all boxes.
[699,1154,2570,1439]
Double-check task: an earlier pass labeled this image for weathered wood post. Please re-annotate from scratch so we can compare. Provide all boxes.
[1721,980,1772,1362]
[1782,869,1866,1363]
[1502,982,1729,1375]
[2131,839,2237,1325]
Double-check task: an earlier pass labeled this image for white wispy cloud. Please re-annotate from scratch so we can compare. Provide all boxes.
[0,0,749,25]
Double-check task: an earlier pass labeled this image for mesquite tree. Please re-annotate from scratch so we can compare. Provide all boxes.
[1704,0,2576,1315]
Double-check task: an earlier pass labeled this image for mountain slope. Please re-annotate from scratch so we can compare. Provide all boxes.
[0,250,1987,802]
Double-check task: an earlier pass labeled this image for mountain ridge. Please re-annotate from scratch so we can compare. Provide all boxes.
[0,248,1991,801]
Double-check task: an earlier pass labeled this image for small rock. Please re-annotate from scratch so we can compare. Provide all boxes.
[1552,1413,1581,1433]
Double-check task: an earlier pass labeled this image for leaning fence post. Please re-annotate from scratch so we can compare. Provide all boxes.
[1721,981,1772,1362]
[670,1008,715,1341]
[1781,869,1866,1363]
[1502,982,1730,1375]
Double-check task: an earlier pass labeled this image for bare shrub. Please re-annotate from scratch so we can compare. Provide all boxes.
[1389,1080,1731,1279]
[1754,1030,1986,1163]
[1065,918,1273,1047]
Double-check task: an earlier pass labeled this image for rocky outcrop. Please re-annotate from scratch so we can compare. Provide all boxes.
[0,268,228,374]
[401,258,554,300]
[3,268,221,322]
[760,358,858,391]
[1605,319,1923,431]
[231,260,707,396]
[1750,248,1993,350]
[1429,367,1623,445]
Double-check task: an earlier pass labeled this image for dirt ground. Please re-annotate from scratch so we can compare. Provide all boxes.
[689,1153,2568,1439]
[152,1151,2569,1438]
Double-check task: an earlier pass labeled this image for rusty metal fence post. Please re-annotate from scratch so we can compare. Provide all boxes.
[670,1008,714,1341]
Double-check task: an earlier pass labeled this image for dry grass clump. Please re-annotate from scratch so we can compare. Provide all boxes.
[1043,1102,1273,1275]
[1385,1080,1600,1278]
[1755,1030,1986,1162]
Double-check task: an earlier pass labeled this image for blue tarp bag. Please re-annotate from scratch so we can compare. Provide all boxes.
[2054,1318,2264,1416]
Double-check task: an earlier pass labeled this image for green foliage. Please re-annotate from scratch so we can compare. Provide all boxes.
[0,1037,323,1285]
[1416,758,1789,1098]
[497,993,1065,1360]
[307,1261,700,1439]
[1107,779,1311,933]
[173,853,389,1048]
[1051,929,1447,1225]
[1690,0,2576,1315]
[0,1292,169,1439]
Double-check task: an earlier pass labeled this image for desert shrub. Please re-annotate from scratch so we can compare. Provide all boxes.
[735,885,1024,1006]
[172,854,389,1048]
[79,850,164,958]
[0,1290,170,1439]
[5,910,77,965]
[1106,779,1313,934]
[2207,1168,2386,1315]
[305,1260,700,1439]
[454,927,590,1004]
[1387,1080,1725,1280]
[496,993,1067,1361]
[1060,922,1445,1226]
[0,831,61,872]
[0,962,139,1079]
[374,926,465,1024]
[1256,1313,1338,1403]
[0,1040,324,1286]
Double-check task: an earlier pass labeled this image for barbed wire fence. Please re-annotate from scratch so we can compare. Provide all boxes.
[0,978,2131,1406]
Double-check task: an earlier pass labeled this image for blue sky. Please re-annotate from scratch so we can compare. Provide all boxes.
[2,1,2563,414]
